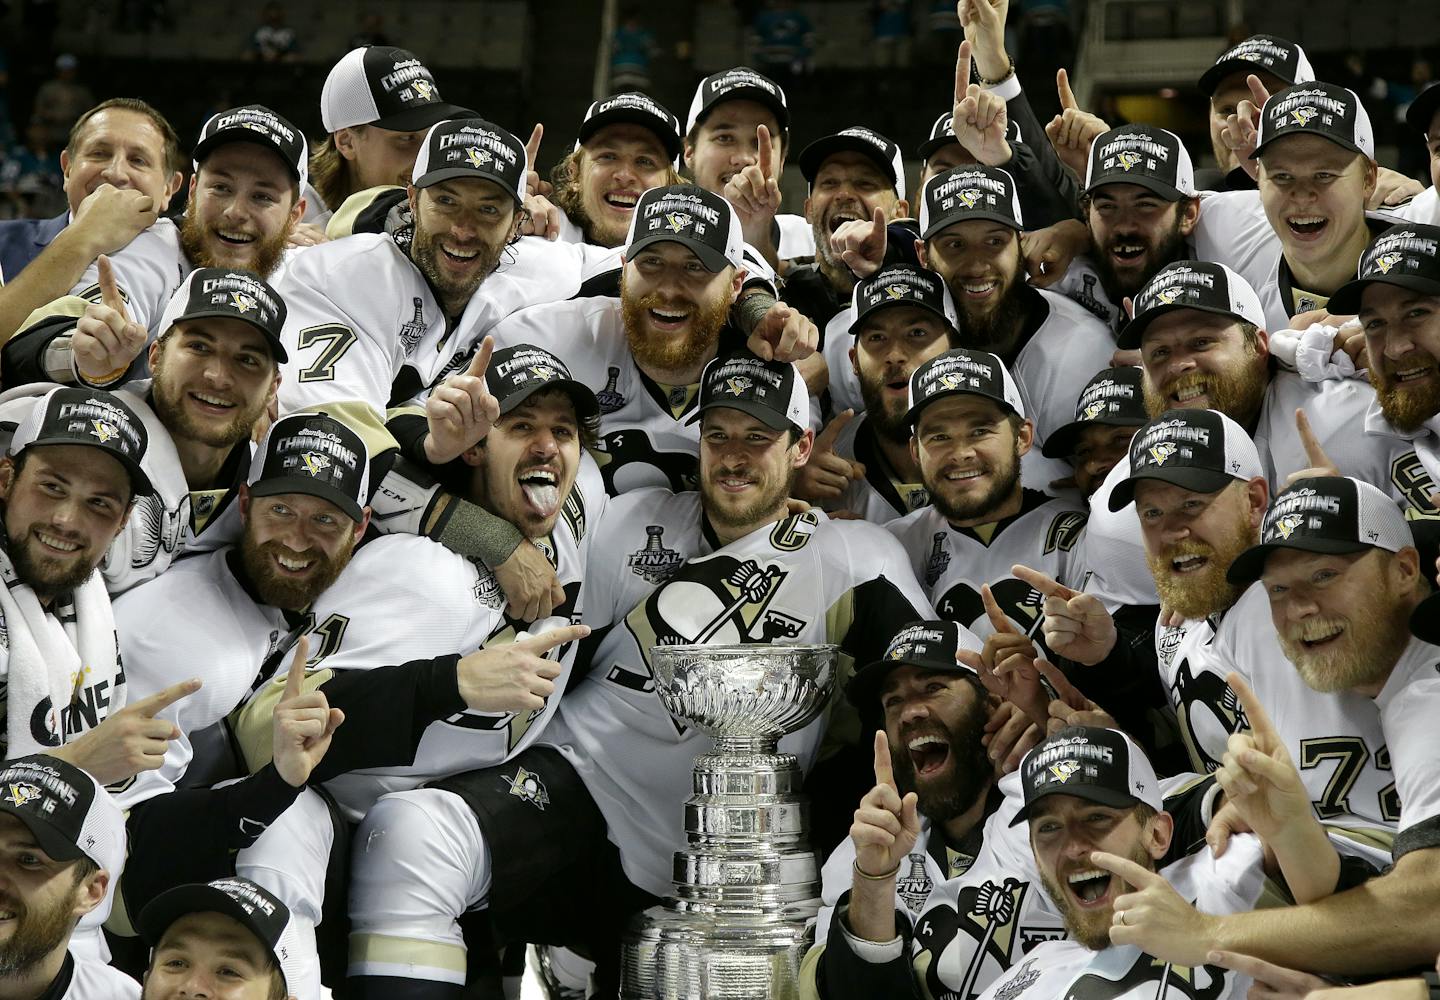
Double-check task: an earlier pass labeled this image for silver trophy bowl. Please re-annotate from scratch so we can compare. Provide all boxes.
[623,644,839,999]
[649,643,838,746]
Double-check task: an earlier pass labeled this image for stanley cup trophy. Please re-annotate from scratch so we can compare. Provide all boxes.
[621,643,839,1000]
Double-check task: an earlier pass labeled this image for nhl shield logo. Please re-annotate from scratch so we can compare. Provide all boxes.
[90,420,118,443]
[1273,512,1305,539]
[1049,759,1081,782]
[1148,441,1178,465]
[3,783,40,808]
[1115,150,1143,171]
[301,452,331,476]
[466,146,493,169]
[1290,106,1319,127]
[1373,251,1404,274]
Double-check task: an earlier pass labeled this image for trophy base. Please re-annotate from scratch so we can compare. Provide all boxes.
[621,906,815,1000]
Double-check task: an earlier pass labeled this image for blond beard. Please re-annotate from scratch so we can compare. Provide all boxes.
[1278,586,1411,693]
[1370,355,1440,433]
[1142,354,1269,424]
[1146,503,1255,620]
[1038,838,1157,951]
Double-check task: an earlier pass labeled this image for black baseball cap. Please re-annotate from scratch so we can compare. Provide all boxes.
[1329,223,1440,314]
[849,263,958,336]
[321,45,471,133]
[247,412,370,523]
[1405,82,1440,136]
[625,184,744,273]
[1084,125,1196,201]
[1041,366,1148,460]
[1252,82,1375,160]
[1117,260,1268,350]
[192,105,308,191]
[0,755,125,872]
[411,118,527,203]
[846,620,979,709]
[685,66,790,133]
[157,268,288,363]
[10,386,151,496]
[915,111,1022,160]
[1108,408,1264,511]
[1198,34,1315,96]
[906,347,1026,427]
[1227,475,1414,584]
[919,165,1023,239]
[140,877,305,996]
[486,344,600,423]
[1010,726,1163,826]
[578,92,684,160]
[687,351,809,433]
[798,126,905,202]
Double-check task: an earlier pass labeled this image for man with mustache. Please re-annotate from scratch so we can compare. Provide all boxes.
[0,754,142,998]
[486,183,812,496]
[827,163,1114,486]
[795,263,957,521]
[364,353,938,997]
[113,398,590,997]
[1109,475,1440,975]
[7,106,308,381]
[802,621,1065,1000]
[887,348,1087,642]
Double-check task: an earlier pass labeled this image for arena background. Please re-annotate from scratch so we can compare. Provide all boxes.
[0,0,1433,226]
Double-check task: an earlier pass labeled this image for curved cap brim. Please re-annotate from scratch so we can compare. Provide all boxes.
[1328,273,1440,315]
[1108,467,1236,512]
[373,101,474,133]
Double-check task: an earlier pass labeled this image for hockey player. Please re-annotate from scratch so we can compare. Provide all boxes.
[795,263,957,522]
[1196,34,1314,191]
[1039,365,1148,500]
[485,183,814,495]
[346,352,956,997]
[887,348,1087,640]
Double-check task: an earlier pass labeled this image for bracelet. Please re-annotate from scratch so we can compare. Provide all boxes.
[853,859,901,881]
[79,364,129,387]
[978,56,1016,87]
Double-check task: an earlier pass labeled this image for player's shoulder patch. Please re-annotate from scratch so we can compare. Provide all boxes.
[1043,508,1087,554]
[769,509,820,552]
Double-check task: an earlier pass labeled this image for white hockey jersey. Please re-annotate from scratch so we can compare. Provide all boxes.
[826,413,930,523]
[972,835,1266,1000]
[276,232,621,418]
[887,490,1087,642]
[1373,637,1440,858]
[542,492,959,896]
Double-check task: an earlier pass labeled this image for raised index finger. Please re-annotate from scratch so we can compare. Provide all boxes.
[525,123,544,171]
[516,622,591,656]
[757,123,773,179]
[1225,672,1275,742]
[97,255,128,319]
[283,636,311,702]
[1246,73,1272,111]
[1056,67,1078,111]
[466,336,495,379]
[955,39,973,106]
[815,409,854,452]
[1294,408,1333,472]
[981,583,1018,634]
[1089,850,1163,887]
[873,729,897,790]
[1012,563,1074,600]
[131,677,202,717]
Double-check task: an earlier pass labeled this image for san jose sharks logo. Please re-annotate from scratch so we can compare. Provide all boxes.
[723,375,753,396]
[230,290,258,313]
[1290,106,1319,127]
[301,452,331,476]
[1049,759,1081,782]
[1373,251,1405,274]
[3,783,40,808]
[1149,441,1178,465]
[664,212,693,233]
[90,420,117,443]
[956,189,983,209]
[1115,150,1143,171]
[1273,512,1306,539]
[411,79,435,101]
[466,146,493,169]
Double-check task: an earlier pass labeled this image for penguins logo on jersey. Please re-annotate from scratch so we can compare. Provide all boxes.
[664,213,694,234]
[1148,441,1178,465]
[937,578,1042,635]
[723,375,753,396]
[466,146,493,169]
[1049,759,1081,782]
[2,783,39,808]
[301,453,331,477]
[1274,513,1305,539]
[648,556,799,645]
[1172,655,1248,771]
[229,291,258,313]
[913,879,1033,1000]
[90,420,117,444]
[1067,954,1227,1000]
[1373,251,1405,274]
[1115,150,1143,172]
[1290,107,1319,127]
[504,766,549,810]
[956,189,983,210]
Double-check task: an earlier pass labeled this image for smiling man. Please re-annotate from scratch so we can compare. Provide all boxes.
[887,348,1087,641]
[486,182,810,496]
[1196,35,1314,191]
